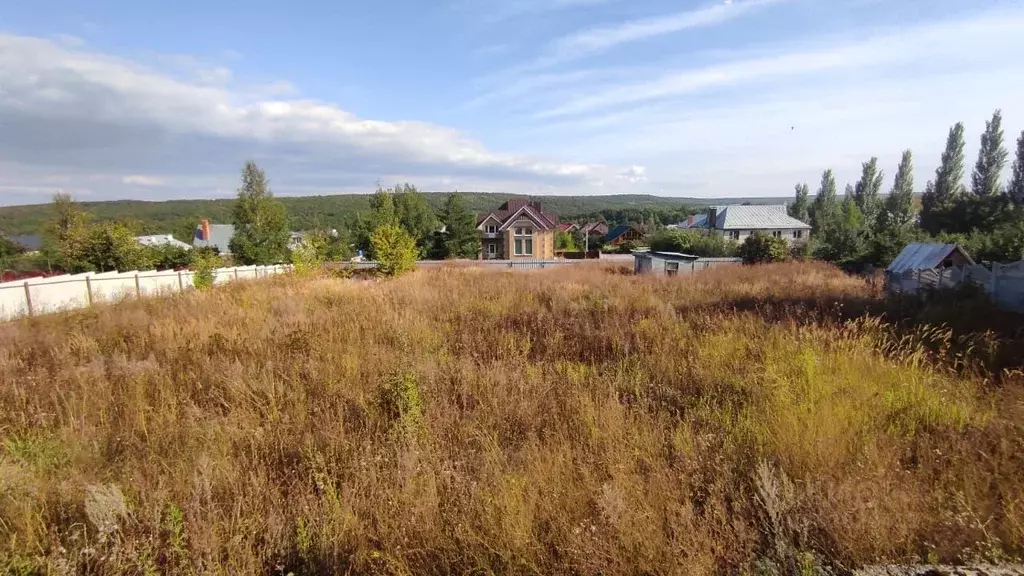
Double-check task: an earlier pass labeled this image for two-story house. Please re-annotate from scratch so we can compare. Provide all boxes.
[477,199,558,260]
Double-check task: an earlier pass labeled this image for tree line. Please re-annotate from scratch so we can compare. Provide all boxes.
[2,161,487,278]
[788,109,1024,268]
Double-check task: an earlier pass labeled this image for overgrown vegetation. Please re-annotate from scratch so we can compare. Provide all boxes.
[1,263,1021,574]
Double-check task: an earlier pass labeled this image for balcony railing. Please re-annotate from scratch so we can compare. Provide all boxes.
[482,232,500,239]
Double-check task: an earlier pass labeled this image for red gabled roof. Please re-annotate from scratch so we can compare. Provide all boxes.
[477,198,558,229]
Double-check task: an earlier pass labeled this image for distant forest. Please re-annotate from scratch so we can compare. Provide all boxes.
[0,192,787,241]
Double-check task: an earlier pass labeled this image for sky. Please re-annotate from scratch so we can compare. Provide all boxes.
[1,0,1024,206]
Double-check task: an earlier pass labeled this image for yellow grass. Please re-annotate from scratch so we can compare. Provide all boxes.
[1,262,1021,575]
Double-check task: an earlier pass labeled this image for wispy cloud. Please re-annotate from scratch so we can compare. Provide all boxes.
[549,0,789,62]
[533,9,1024,119]
[459,0,622,23]
[122,175,166,186]
[482,5,1024,197]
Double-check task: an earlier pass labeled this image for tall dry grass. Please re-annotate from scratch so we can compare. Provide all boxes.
[0,262,1021,575]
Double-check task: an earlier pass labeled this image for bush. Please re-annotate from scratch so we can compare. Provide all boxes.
[148,244,192,270]
[649,229,736,257]
[737,233,789,264]
[190,248,220,290]
[370,223,418,277]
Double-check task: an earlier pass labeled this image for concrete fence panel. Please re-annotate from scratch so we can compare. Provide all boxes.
[0,264,292,322]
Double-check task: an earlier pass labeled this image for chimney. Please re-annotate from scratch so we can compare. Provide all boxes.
[201,219,211,241]
[708,208,718,229]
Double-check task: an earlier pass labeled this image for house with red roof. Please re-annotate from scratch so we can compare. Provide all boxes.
[477,198,559,260]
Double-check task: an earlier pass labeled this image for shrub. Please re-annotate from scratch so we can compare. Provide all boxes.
[649,229,736,257]
[370,223,417,277]
[190,247,220,290]
[738,232,789,264]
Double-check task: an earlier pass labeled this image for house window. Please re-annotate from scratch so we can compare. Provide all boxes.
[728,230,741,240]
[486,225,496,234]
[772,230,782,238]
[793,230,803,239]
[515,227,533,236]
[514,238,534,256]
[487,243,496,256]
[665,262,679,277]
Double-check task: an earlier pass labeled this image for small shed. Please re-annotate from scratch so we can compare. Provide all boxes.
[885,243,976,294]
[886,243,974,275]
[633,251,699,276]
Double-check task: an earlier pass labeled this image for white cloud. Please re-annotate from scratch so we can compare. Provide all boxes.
[487,6,1024,197]
[0,33,623,204]
[122,175,166,186]
[617,165,648,182]
[535,10,1024,119]
[550,0,788,62]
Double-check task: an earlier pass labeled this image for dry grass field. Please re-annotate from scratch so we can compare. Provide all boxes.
[1,262,1022,575]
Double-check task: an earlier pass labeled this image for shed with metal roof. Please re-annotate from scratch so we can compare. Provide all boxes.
[885,243,974,274]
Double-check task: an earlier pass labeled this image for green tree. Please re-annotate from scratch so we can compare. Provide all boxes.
[440,194,481,259]
[879,150,916,231]
[0,235,25,260]
[971,110,1009,198]
[814,196,866,266]
[228,161,290,265]
[394,184,439,254]
[86,222,154,272]
[369,186,397,226]
[788,183,810,222]
[371,223,418,277]
[1010,130,1024,206]
[920,122,967,234]
[47,193,92,272]
[852,157,884,228]
[809,169,838,234]
[555,231,579,251]
[737,232,788,264]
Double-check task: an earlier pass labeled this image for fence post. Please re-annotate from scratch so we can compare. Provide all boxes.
[135,273,141,298]
[234,268,240,280]
[177,270,184,291]
[23,281,33,317]
[85,275,94,306]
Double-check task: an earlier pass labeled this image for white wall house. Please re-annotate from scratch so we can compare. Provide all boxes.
[676,205,811,244]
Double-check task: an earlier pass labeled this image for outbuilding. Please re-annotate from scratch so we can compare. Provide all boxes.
[633,250,742,276]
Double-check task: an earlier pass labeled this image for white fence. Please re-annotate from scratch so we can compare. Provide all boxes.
[887,260,1024,312]
[344,259,601,271]
[0,265,291,322]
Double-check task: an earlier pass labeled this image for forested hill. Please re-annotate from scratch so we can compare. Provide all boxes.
[0,192,788,240]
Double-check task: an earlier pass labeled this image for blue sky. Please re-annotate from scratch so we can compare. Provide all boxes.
[1,0,1023,205]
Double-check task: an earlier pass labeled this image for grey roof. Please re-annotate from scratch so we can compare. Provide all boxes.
[136,234,192,250]
[886,243,975,274]
[675,214,708,229]
[634,250,701,260]
[193,224,235,253]
[709,205,811,230]
[10,234,43,251]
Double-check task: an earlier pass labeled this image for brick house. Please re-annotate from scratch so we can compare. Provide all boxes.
[477,199,558,260]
